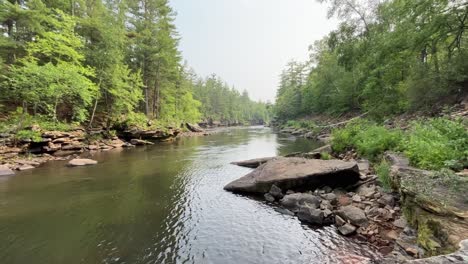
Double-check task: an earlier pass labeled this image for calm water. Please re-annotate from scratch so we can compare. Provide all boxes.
[0,127,381,264]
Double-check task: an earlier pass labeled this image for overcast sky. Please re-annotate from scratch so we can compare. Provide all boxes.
[171,0,338,102]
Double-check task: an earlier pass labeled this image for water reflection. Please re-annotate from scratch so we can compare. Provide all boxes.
[0,127,380,264]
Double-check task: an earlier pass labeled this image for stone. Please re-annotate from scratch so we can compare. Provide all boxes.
[18,165,35,171]
[352,194,362,202]
[186,123,204,132]
[264,193,275,202]
[231,157,276,168]
[336,205,368,227]
[338,223,357,236]
[297,206,324,225]
[280,193,321,212]
[393,218,408,229]
[130,139,154,145]
[320,200,333,210]
[269,184,283,199]
[384,230,399,240]
[312,145,332,154]
[68,158,98,167]
[0,165,14,176]
[274,208,295,216]
[335,215,346,226]
[321,193,337,204]
[378,194,396,207]
[224,157,360,193]
[357,184,376,198]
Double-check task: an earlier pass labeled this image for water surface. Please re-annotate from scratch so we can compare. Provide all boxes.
[0,127,381,264]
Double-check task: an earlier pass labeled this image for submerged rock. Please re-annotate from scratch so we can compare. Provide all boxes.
[68,159,98,167]
[224,157,360,193]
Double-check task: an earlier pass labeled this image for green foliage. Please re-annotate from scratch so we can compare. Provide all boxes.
[16,129,42,142]
[332,120,402,160]
[275,0,468,119]
[403,118,468,170]
[375,160,392,191]
[320,152,331,160]
[285,120,317,130]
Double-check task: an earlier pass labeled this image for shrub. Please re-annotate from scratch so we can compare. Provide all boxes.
[331,120,401,160]
[403,118,467,170]
[354,125,402,160]
[16,129,42,142]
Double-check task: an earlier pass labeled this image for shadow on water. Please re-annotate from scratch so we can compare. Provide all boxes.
[0,126,381,264]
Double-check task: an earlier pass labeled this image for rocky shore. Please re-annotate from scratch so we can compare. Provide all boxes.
[0,122,210,176]
[225,147,468,263]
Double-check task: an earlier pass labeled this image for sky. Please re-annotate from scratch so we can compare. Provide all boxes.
[170,0,338,102]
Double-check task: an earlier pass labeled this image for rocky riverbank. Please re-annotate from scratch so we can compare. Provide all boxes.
[225,146,468,263]
[0,122,211,176]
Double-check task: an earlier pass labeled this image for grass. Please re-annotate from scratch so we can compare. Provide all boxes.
[375,160,392,191]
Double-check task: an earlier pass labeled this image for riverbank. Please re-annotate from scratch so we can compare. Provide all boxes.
[0,123,215,176]
[252,102,468,262]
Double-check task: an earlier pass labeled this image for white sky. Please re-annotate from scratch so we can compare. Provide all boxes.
[171,0,338,102]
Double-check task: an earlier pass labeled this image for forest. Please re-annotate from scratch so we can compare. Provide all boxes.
[0,0,270,130]
[275,0,468,120]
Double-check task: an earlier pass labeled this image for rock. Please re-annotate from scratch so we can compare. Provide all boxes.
[61,142,84,151]
[336,205,368,227]
[320,200,333,210]
[335,215,346,226]
[338,223,357,236]
[269,185,283,199]
[384,230,399,240]
[186,123,204,132]
[378,194,396,207]
[297,206,324,225]
[280,193,321,211]
[0,165,14,176]
[264,193,275,202]
[274,208,295,216]
[231,157,276,168]
[224,157,360,193]
[393,218,408,229]
[304,132,315,139]
[356,184,376,198]
[68,158,98,167]
[130,139,154,145]
[352,194,362,202]
[14,159,40,166]
[88,145,99,150]
[18,165,35,171]
[321,193,337,204]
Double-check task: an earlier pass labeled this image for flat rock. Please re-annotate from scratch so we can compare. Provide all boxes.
[0,165,14,176]
[18,165,35,171]
[130,139,154,145]
[224,157,360,193]
[231,157,276,168]
[68,159,98,167]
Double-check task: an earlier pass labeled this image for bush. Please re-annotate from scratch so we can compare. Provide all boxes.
[285,120,317,130]
[403,118,467,170]
[331,120,402,160]
[354,125,402,160]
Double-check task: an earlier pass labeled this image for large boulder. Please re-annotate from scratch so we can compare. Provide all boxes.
[224,157,360,193]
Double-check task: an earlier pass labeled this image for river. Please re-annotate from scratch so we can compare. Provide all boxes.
[0,126,381,264]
